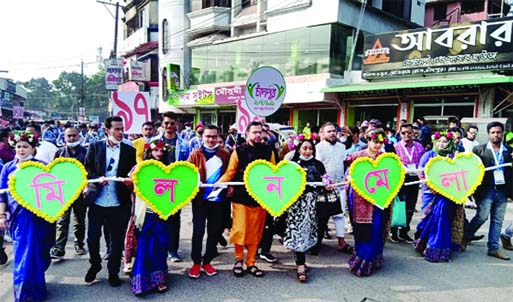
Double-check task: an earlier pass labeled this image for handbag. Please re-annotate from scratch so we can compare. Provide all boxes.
[317,189,342,217]
[391,196,407,228]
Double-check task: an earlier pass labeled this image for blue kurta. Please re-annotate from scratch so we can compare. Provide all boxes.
[0,159,55,302]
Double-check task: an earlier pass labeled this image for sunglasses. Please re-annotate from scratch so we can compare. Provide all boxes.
[107,157,115,172]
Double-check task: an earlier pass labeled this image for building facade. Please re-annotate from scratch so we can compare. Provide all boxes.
[0,78,27,126]
[159,0,426,132]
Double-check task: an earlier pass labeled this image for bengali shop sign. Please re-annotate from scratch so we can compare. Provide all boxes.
[215,85,245,104]
[244,66,286,117]
[105,59,124,90]
[362,17,513,79]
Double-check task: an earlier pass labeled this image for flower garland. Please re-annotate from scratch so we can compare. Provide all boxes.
[144,140,174,152]
[432,131,453,141]
[370,133,389,144]
[8,131,40,147]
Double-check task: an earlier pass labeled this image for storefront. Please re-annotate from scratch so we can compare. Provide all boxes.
[323,17,513,130]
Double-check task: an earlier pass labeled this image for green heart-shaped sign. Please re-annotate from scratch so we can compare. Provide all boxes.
[425,152,484,204]
[349,153,405,209]
[132,160,200,219]
[8,158,88,223]
[244,159,306,216]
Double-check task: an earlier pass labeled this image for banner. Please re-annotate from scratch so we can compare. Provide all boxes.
[215,85,245,105]
[129,61,145,81]
[105,59,124,90]
[111,91,151,134]
[236,94,260,134]
[244,66,286,117]
[362,17,513,79]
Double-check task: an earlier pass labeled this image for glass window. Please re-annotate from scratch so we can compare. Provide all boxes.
[162,19,169,55]
[461,0,485,15]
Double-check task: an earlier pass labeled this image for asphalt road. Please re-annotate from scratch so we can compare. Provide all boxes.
[1,203,513,302]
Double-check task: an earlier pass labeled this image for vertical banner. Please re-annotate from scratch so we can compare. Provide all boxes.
[105,59,124,90]
[111,91,151,134]
[13,105,24,119]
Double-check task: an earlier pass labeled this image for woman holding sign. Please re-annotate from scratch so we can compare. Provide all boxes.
[131,138,172,296]
[345,128,390,277]
[414,131,464,262]
[0,132,55,302]
[283,138,328,282]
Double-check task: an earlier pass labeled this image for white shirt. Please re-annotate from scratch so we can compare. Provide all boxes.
[35,141,58,164]
[315,140,346,183]
[461,137,479,153]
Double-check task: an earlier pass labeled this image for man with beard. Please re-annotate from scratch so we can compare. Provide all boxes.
[313,122,353,254]
[217,121,275,277]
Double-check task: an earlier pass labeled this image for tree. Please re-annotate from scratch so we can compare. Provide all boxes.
[22,78,57,112]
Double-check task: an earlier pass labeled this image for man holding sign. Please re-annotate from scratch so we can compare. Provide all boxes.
[465,121,513,260]
[217,121,275,278]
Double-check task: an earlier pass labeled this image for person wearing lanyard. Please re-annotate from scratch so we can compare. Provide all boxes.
[392,124,425,243]
[464,121,513,260]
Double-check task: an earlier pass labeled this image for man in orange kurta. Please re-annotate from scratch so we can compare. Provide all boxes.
[218,121,275,277]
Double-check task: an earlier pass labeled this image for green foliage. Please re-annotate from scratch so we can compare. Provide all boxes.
[23,69,109,120]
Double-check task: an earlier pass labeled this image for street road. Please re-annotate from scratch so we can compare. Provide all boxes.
[1,203,513,302]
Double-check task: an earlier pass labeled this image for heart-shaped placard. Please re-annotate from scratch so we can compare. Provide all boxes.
[424,152,484,204]
[349,153,405,209]
[8,158,88,223]
[132,160,200,219]
[244,159,306,216]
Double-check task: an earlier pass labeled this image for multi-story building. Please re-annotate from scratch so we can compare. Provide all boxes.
[323,0,513,132]
[119,0,160,117]
[0,77,27,126]
[159,0,426,132]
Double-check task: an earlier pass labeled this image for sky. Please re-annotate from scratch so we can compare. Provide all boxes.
[0,0,122,83]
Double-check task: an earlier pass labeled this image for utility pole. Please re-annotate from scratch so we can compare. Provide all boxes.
[80,60,84,116]
[96,0,123,59]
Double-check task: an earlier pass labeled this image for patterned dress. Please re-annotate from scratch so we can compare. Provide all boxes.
[283,158,326,252]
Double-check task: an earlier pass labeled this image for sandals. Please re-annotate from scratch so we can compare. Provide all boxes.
[338,244,354,254]
[156,284,168,293]
[247,265,264,278]
[297,264,307,283]
[232,260,244,277]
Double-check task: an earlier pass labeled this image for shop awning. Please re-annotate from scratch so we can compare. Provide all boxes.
[321,76,513,93]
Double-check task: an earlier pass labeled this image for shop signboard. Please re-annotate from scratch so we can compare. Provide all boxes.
[362,17,513,79]
[13,105,24,119]
[244,66,286,117]
[168,89,214,106]
[215,85,245,104]
[129,61,146,81]
[111,91,151,134]
[105,59,124,90]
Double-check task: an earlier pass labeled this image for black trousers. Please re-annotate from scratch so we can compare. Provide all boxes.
[191,201,225,264]
[168,210,181,253]
[392,175,420,234]
[259,213,275,254]
[87,204,128,274]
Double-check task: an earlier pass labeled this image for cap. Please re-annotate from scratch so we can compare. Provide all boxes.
[195,122,205,131]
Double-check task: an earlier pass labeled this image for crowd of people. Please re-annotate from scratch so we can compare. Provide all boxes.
[0,114,513,301]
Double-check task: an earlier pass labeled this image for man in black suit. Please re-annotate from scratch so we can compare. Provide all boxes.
[465,121,513,260]
[83,116,136,286]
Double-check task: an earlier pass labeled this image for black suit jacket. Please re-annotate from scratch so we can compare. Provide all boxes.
[85,140,136,211]
[473,143,513,199]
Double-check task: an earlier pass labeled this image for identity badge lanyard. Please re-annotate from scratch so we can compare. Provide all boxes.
[487,142,505,185]
[401,143,417,176]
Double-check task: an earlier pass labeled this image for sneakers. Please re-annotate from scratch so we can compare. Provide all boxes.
[50,248,65,260]
[84,265,102,283]
[501,234,513,251]
[169,252,182,262]
[188,264,201,279]
[218,235,228,247]
[75,244,87,256]
[259,253,278,263]
[202,263,218,276]
[0,248,8,266]
[487,250,511,261]
[399,233,414,244]
[389,232,402,243]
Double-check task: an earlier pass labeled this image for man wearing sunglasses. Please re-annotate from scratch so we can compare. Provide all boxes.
[392,123,425,243]
[461,125,480,153]
[83,116,136,287]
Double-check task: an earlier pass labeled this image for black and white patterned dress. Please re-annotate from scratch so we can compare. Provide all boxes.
[283,158,326,252]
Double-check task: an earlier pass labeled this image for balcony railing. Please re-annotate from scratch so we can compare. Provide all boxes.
[187,6,231,36]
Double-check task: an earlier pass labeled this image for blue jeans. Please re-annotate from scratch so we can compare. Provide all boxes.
[465,189,508,253]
